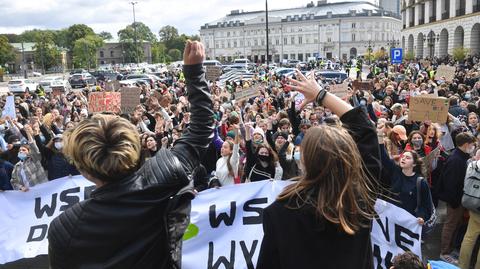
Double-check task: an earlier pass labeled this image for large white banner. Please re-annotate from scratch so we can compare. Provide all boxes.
[0,175,95,264]
[0,177,422,268]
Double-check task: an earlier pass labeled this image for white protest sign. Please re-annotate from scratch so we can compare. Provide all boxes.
[371,199,422,269]
[182,180,292,269]
[2,96,15,119]
[0,175,94,264]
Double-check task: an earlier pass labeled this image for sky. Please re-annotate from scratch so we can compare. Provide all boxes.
[0,0,376,37]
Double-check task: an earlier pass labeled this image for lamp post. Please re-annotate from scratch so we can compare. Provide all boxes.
[130,1,139,64]
[265,0,269,68]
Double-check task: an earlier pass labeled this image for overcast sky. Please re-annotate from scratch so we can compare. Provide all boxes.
[0,0,375,37]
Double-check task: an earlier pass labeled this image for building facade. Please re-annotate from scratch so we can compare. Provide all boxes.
[9,43,68,73]
[401,0,480,58]
[199,1,402,63]
[380,0,401,15]
[97,40,152,65]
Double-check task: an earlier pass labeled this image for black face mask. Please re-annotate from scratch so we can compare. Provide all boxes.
[257,155,270,163]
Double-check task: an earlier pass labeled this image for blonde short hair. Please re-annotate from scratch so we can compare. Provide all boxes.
[63,114,141,182]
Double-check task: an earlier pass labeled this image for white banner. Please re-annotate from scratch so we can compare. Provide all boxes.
[371,199,422,269]
[182,180,292,269]
[0,175,95,264]
[0,177,422,268]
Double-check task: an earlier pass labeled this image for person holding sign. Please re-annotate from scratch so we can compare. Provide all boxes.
[257,70,381,269]
[47,41,214,269]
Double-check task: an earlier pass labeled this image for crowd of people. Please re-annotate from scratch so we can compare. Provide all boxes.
[1,39,480,268]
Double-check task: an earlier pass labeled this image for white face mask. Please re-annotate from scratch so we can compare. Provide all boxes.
[54,142,63,150]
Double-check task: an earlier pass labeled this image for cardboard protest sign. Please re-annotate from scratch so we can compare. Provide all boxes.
[352,80,373,91]
[88,92,121,114]
[105,81,121,92]
[234,86,260,102]
[205,66,223,81]
[120,87,141,114]
[2,96,15,119]
[329,83,349,98]
[409,95,449,123]
[435,65,456,82]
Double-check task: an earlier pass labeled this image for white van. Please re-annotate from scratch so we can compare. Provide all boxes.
[203,60,222,67]
[233,58,250,65]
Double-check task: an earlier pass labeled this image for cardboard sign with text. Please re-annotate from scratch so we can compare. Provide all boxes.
[121,87,141,114]
[352,80,373,91]
[329,83,349,98]
[88,92,121,114]
[205,66,223,81]
[105,81,121,92]
[435,65,456,82]
[409,95,449,123]
[234,85,261,102]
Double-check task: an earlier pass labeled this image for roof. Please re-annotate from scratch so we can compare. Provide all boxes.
[202,1,400,28]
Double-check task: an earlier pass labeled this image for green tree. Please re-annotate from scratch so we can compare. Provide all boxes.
[453,47,469,62]
[118,22,156,63]
[168,49,182,61]
[72,34,104,69]
[405,51,415,61]
[66,24,95,50]
[20,29,45,42]
[53,29,69,48]
[0,36,16,67]
[158,25,179,44]
[2,34,22,43]
[34,32,61,72]
[151,42,167,63]
[98,31,113,40]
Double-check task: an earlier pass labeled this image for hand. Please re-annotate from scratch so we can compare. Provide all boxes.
[183,40,205,65]
[288,70,321,110]
[161,137,168,145]
[417,218,424,226]
[20,186,29,192]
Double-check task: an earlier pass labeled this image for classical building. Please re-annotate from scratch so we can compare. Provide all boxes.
[96,39,152,65]
[9,43,68,73]
[401,0,480,58]
[199,1,402,63]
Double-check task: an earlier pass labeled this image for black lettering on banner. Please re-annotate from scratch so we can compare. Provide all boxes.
[240,240,258,269]
[209,202,236,228]
[372,244,393,269]
[59,187,80,212]
[84,185,96,199]
[26,224,48,242]
[34,194,57,219]
[394,224,419,252]
[243,198,268,225]
[375,216,390,242]
[207,241,235,269]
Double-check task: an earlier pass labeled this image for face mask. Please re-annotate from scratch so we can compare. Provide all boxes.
[18,152,27,161]
[257,155,270,163]
[412,139,423,148]
[54,142,63,150]
[144,120,151,126]
[254,139,264,145]
[465,94,471,100]
[293,151,301,161]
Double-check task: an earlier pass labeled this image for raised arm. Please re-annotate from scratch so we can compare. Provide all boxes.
[170,41,214,175]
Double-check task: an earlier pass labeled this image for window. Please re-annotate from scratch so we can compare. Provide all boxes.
[216,42,219,49]
[110,51,114,57]
[352,23,356,28]
[284,37,288,44]
[276,39,280,45]
[100,51,104,58]
[227,32,230,37]
[234,41,237,47]
[291,36,295,44]
[227,42,231,48]
[352,34,356,41]
[298,36,303,44]
[327,37,332,42]
[254,40,258,46]
[261,39,265,46]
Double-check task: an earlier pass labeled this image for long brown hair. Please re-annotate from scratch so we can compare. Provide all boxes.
[277,126,375,235]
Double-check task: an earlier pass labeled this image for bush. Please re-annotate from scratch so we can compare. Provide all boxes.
[405,51,415,61]
[453,47,469,62]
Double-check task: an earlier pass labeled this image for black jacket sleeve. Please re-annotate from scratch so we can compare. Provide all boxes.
[340,107,382,189]
[170,64,214,177]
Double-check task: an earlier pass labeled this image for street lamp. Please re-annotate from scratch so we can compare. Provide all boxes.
[365,34,374,65]
[130,1,139,64]
[265,0,269,68]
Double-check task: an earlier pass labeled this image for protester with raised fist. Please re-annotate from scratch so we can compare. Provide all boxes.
[47,40,214,269]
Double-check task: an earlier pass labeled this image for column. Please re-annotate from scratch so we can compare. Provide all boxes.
[425,0,431,23]
[466,0,473,14]
[436,0,443,21]
[450,0,457,18]
[405,7,410,28]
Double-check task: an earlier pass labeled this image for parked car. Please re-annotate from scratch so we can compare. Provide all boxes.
[69,73,97,88]
[69,69,87,76]
[119,79,148,88]
[7,79,38,94]
[123,74,155,89]
[39,76,64,93]
[50,79,71,94]
[274,68,296,78]
[90,70,120,82]
[315,71,348,83]
[203,60,222,67]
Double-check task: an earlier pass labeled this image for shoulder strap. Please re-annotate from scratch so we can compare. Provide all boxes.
[415,176,423,213]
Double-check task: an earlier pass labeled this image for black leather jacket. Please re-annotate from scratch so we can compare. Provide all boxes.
[47,63,214,269]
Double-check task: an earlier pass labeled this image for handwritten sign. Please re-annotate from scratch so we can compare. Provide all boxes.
[121,87,141,114]
[352,80,373,91]
[234,86,260,102]
[88,92,121,114]
[105,81,121,92]
[409,95,449,123]
[2,96,15,119]
[205,66,223,81]
[329,83,349,98]
[435,65,456,82]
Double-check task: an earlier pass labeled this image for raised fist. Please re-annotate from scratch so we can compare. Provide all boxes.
[183,40,205,65]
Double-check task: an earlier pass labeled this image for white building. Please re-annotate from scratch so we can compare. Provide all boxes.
[380,0,401,15]
[199,1,402,63]
[401,0,480,58]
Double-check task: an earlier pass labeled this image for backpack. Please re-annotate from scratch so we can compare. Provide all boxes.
[415,177,437,235]
[461,161,480,214]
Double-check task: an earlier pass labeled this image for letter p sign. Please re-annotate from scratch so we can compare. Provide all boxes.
[391,48,403,64]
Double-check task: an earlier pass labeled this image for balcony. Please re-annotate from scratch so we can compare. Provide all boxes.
[441,12,449,19]
[456,8,466,16]
[430,16,436,22]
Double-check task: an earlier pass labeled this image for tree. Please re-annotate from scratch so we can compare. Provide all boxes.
[453,47,469,62]
[405,51,415,61]
[0,36,16,67]
[72,35,104,69]
[168,49,182,61]
[66,24,95,50]
[34,32,61,72]
[1,34,22,43]
[98,31,113,40]
[53,29,69,48]
[152,42,167,63]
[118,22,156,63]
[159,25,179,44]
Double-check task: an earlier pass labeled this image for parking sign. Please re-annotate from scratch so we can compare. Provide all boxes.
[391,48,403,64]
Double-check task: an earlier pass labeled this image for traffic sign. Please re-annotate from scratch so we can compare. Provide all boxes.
[391,48,403,64]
